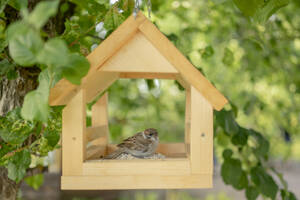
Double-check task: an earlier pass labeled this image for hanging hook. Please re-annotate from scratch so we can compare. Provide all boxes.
[133,0,152,19]
[133,0,140,19]
[147,0,152,18]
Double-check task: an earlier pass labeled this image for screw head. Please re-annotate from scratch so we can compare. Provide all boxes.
[201,133,205,137]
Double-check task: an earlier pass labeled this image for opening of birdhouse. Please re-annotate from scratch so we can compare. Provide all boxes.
[85,79,187,161]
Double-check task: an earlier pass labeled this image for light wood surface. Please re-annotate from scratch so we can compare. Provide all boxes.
[61,174,212,190]
[185,87,191,156]
[62,89,86,176]
[176,74,189,89]
[190,86,213,174]
[86,145,106,160]
[83,159,190,176]
[91,93,109,145]
[101,31,178,73]
[138,19,228,110]
[119,72,177,79]
[86,125,108,142]
[83,71,118,102]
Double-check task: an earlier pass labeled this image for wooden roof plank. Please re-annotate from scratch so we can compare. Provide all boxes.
[138,19,228,110]
[49,12,147,106]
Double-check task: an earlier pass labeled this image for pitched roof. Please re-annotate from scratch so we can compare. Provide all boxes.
[49,12,228,110]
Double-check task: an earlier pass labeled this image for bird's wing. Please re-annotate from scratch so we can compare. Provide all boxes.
[117,132,146,151]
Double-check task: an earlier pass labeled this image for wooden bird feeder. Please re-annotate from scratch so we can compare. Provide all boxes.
[49,12,228,190]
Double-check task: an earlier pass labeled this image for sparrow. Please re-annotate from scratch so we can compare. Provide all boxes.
[104,128,159,159]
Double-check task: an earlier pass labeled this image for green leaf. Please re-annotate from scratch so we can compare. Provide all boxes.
[250,129,270,158]
[8,0,28,10]
[6,69,18,80]
[25,174,44,190]
[27,0,59,29]
[0,38,8,53]
[200,46,214,59]
[61,53,90,85]
[37,38,69,67]
[21,70,50,122]
[254,0,290,23]
[69,0,105,15]
[246,186,259,200]
[233,0,265,17]
[280,190,297,200]
[43,129,59,147]
[21,91,49,122]
[6,21,30,41]
[7,149,31,183]
[0,0,10,14]
[222,149,233,159]
[250,166,278,199]
[0,127,31,145]
[8,28,43,66]
[216,110,239,135]
[233,0,289,23]
[0,59,14,75]
[221,158,248,190]
[232,127,249,146]
[222,47,234,66]
[104,7,125,31]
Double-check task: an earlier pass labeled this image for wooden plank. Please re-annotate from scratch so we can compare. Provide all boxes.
[185,88,191,156]
[86,125,108,142]
[100,31,178,73]
[176,74,189,89]
[119,72,177,79]
[92,93,109,126]
[86,145,106,160]
[83,159,190,176]
[138,19,228,111]
[61,174,212,190]
[91,93,109,145]
[190,86,213,174]
[49,12,147,106]
[83,72,118,102]
[62,89,86,176]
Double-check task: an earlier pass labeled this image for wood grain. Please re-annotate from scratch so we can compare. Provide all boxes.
[61,174,212,189]
[190,86,213,174]
[62,89,86,176]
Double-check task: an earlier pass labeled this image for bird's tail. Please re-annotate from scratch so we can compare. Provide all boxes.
[103,149,123,159]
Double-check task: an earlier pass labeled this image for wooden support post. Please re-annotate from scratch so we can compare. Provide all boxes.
[91,92,109,155]
[62,89,86,176]
[190,86,213,174]
[185,87,191,156]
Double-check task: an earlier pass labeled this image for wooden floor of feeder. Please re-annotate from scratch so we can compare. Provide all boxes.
[61,142,212,189]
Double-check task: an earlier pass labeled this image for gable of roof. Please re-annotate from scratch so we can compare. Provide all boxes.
[49,12,227,110]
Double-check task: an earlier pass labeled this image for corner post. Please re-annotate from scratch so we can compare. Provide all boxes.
[62,89,86,176]
[190,86,213,175]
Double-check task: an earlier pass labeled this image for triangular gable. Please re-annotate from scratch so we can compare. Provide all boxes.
[49,12,227,110]
[101,31,178,73]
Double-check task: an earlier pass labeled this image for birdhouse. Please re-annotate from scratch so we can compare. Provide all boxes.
[49,12,228,190]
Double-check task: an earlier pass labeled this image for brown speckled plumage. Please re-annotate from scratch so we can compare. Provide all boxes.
[104,128,159,159]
